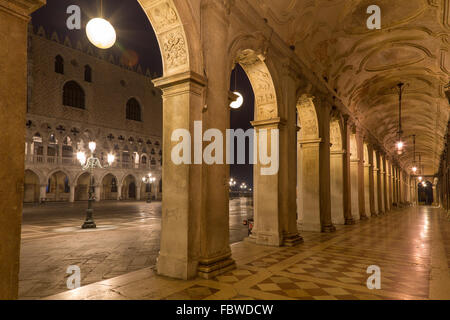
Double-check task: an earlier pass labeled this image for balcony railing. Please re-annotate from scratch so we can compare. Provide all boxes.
[25,155,159,171]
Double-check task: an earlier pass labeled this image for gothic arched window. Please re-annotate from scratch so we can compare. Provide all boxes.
[55,55,64,74]
[126,98,141,121]
[63,81,85,109]
[84,65,92,82]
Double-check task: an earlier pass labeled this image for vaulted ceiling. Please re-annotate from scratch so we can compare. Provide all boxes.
[250,0,450,175]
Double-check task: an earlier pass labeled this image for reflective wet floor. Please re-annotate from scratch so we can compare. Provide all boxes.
[46,206,450,300]
[19,199,250,299]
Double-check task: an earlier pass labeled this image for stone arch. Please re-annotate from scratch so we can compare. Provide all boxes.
[138,0,202,76]
[121,174,137,200]
[45,170,70,202]
[349,133,358,161]
[47,168,73,185]
[231,48,279,121]
[297,95,320,140]
[101,173,119,200]
[75,172,92,201]
[330,119,343,152]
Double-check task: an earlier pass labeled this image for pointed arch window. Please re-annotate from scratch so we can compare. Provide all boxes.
[126,98,141,122]
[63,81,85,109]
[84,65,92,82]
[55,55,64,74]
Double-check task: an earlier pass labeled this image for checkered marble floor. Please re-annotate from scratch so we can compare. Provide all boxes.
[47,206,450,300]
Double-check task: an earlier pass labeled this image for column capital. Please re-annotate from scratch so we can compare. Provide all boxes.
[0,0,45,19]
[251,117,284,129]
[153,71,206,93]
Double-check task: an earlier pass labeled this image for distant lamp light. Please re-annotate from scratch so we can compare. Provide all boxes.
[230,92,244,109]
[107,153,115,165]
[396,141,404,153]
[77,151,86,165]
[422,181,427,187]
[412,166,417,173]
[89,141,97,153]
[418,176,423,182]
[86,18,116,49]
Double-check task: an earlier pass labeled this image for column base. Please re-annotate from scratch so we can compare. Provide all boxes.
[197,252,236,280]
[300,222,322,232]
[345,218,356,225]
[359,215,369,221]
[157,253,198,280]
[322,224,336,233]
[249,231,283,247]
[283,233,304,247]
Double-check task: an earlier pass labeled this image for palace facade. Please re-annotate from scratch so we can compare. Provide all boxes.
[24,25,163,203]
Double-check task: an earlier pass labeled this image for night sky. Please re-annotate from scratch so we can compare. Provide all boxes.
[32,0,254,188]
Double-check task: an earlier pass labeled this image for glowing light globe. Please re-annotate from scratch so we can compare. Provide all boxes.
[86,18,116,49]
[230,92,244,109]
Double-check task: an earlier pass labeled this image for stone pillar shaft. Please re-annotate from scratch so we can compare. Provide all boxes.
[0,0,46,300]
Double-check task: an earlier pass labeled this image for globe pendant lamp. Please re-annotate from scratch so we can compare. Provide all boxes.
[230,66,244,109]
[86,0,116,49]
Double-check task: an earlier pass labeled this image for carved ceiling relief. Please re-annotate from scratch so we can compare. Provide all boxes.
[246,0,450,174]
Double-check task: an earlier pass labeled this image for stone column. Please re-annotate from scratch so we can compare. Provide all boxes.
[350,159,360,220]
[367,144,377,216]
[69,184,75,203]
[136,185,141,201]
[58,143,63,164]
[253,61,302,247]
[39,184,47,202]
[298,139,322,231]
[375,151,384,214]
[356,129,367,219]
[193,1,237,279]
[364,160,371,218]
[252,119,299,246]
[342,116,354,225]
[330,150,345,225]
[318,99,335,233]
[94,183,101,202]
[0,0,45,299]
[152,72,209,280]
[117,183,122,201]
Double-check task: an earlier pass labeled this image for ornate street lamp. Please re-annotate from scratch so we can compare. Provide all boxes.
[77,142,115,229]
[142,173,156,202]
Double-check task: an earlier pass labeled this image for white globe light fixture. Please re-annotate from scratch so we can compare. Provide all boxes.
[230,92,244,110]
[86,17,116,49]
[412,166,417,174]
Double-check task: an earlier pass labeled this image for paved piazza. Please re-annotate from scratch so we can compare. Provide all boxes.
[19,199,251,299]
[46,206,450,301]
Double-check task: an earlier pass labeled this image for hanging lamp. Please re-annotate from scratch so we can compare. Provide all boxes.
[395,83,405,155]
[230,65,244,109]
[86,0,116,49]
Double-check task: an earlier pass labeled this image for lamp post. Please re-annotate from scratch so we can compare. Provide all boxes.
[77,142,115,229]
[142,173,156,202]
